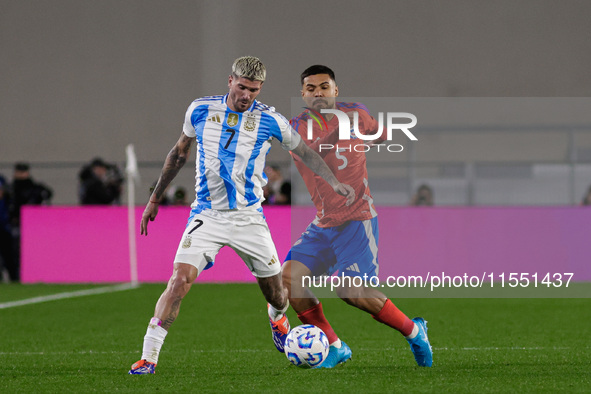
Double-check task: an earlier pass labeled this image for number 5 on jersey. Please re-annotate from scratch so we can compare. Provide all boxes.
[336,148,348,170]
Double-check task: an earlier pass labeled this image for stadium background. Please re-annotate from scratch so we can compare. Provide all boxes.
[1,2,591,391]
[2,0,591,206]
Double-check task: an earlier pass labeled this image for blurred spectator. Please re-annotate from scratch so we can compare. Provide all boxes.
[582,185,591,206]
[149,181,170,206]
[0,174,16,282]
[10,162,53,226]
[8,163,53,282]
[148,182,188,206]
[263,165,291,205]
[79,158,123,205]
[411,184,434,206]
[168,186,188,206]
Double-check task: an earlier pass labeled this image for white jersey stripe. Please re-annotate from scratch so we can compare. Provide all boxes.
[363,219,379,276]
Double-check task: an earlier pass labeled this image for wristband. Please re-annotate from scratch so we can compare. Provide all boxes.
[150,200,159,204]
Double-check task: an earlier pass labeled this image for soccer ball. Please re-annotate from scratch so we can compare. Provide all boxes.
[284,324,330,369]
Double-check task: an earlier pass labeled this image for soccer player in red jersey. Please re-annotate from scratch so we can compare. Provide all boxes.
[276,65,432,368]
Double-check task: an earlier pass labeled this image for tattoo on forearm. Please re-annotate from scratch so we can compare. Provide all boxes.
[152,141,190,200]
[300,147,336,186]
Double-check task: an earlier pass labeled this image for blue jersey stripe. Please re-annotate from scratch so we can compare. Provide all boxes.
[192,105,212,208]
[195,121,211,209]
[337,102,371,115]
[218,111,242,209]
[194,95,224,103]
[290,113,307,134]
[243,113,278,205]
[243,126,269,205]
[262,112,283,141]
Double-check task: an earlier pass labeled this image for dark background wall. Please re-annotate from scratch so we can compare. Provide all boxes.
[1,0,590,203]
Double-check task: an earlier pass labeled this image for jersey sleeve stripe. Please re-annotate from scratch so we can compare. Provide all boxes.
[243,130,269,204]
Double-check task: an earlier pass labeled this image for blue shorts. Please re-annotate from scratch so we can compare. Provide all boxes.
[286,217,379,278]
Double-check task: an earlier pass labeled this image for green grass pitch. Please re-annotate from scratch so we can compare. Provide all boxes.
[1,283,590,392]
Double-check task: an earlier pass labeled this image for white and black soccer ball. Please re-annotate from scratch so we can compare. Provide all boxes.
[284,324,330,369]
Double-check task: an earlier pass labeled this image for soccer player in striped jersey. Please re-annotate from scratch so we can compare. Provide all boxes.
[129,57,354,375]
[276,65,432,368]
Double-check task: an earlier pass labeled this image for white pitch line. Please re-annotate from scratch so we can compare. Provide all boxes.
[0,350,142,355]
[435,346,574,351]
[0,283,140,310]
[1,346,585,356]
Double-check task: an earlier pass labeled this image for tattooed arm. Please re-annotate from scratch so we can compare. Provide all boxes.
[291,138,355,206]
[141,132,193,235]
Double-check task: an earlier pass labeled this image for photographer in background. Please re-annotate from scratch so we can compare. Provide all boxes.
[78,158,123,205]
[581,185,591,206]
[0,174,16,282]
[263,165,291,205]
[9,162,53,282]
[411,184,434,206]
[10,162,53,225]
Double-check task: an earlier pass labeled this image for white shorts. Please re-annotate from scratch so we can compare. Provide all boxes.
[174,208,281,278]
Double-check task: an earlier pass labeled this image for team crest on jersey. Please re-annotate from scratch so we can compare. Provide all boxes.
[244,113,257,132]
[182,236,192,249]
[227,113,239,127]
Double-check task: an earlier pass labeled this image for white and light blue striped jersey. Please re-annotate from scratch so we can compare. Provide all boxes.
[182,94,301,211]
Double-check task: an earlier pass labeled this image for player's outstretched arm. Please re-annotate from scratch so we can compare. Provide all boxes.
[141,132,193,235]
[291,139,355,206]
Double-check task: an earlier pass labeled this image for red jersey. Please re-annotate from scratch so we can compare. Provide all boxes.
[291,102,380,227]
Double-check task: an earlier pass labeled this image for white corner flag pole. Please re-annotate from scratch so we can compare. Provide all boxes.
[126,144,140,287]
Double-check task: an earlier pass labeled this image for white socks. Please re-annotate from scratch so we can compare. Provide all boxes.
[405,323,419,340]
[331,339,342,348]
[268,301,289,321]
[141,318,168,364]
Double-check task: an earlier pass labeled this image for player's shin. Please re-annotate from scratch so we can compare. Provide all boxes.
[141,317,168,364]
[372,299,415,337]
[297,302,340,346]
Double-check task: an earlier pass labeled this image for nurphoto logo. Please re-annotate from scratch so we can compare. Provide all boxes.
[306,109,418,153]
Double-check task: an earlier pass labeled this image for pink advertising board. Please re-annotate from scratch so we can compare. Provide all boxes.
[21,206,292,283]
[21,206,591,283]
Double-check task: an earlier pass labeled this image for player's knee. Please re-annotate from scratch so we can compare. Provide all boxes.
[283,260,310,300]
[167,267,195,297]
[281,263,293,289]
[167,279,187,299]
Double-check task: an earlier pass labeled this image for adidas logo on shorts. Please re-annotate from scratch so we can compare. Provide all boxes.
[345,263,360,273]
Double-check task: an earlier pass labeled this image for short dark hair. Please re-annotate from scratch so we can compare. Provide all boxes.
[90,158,108,168]
[14,162,30,172]
[300,65,336,85]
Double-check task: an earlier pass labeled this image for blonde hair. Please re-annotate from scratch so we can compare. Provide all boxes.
[232,56,266,82]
